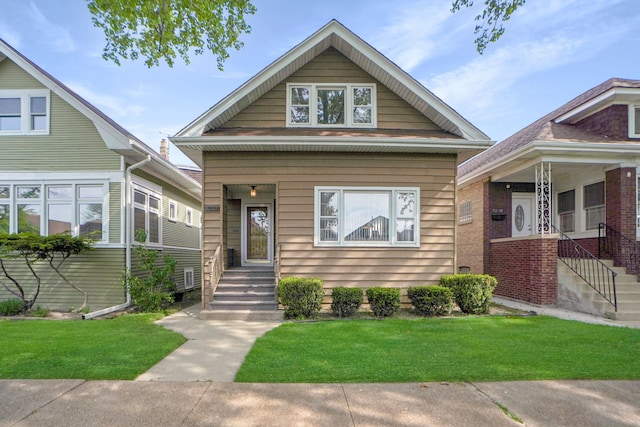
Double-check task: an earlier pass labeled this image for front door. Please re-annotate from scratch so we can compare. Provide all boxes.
[512,194,534,237]
[242,204,273,265]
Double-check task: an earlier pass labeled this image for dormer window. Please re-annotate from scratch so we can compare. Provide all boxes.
[631,105,640,138]
[0,90,50,135]
[287,83,376,127]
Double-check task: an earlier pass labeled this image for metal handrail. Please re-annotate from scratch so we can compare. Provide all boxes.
[554,225,617,311]
[599,223,640,277]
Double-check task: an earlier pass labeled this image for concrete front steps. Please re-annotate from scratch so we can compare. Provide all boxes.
[200,266,282,321]
[558,259,640,321]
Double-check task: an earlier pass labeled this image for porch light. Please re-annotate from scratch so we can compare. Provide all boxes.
[250,186,257,197]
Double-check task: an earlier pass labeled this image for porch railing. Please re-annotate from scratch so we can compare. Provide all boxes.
[204,245,224,304]
[554,225,617,311]
[599,223,640,278]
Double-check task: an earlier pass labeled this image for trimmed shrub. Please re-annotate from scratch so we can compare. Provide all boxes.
[366,287,401,318]
[0,299,25,316]
[407,286,453,316]
[331,287,363,318]
[440,274,498,314]
[278,277,324,319]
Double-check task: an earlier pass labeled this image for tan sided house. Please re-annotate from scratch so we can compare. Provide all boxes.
[0,39,202,317]
[457,78,640,322]
[172,20,492,315]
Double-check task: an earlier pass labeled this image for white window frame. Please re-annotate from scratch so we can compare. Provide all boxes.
[185,207,193,227]
[629,105,640,139]
[459,201,472,224]
[168,200,177,222]
[0,90,50,135]
[286,83,376,128]
[0,182,108,242]
[557,189,576,233]
[132,184,162,246]
[583,181,605,231]
[314,186,419,247]
[184,267,195,290]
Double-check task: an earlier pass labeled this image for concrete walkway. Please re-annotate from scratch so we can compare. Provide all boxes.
[136,304,281,382]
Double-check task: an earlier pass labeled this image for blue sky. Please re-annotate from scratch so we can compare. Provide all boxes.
[1,0,638,167]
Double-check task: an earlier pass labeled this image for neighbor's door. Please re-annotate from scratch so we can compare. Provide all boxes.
[512,194,534,237]
[243,204,273,265]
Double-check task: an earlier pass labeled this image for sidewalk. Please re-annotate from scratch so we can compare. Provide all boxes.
[2,379,639,426]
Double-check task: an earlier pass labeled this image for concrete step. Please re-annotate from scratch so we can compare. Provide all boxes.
[605,310,640,321]
[216,283,275,291]
[199,309,283,321]
[213,291,276,302]
[209,300,278,311]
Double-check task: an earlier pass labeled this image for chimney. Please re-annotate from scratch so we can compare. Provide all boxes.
[159,139,169,160]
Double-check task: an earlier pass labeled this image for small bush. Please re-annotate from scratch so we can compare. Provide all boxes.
[278,277,324,319]
[407,286,453,316]
[366,287,401,318]
[331,287,363,317]
[440,274,498,314]
[0,299,25,316]
[30,306,51,318]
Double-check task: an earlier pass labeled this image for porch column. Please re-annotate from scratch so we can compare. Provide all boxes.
[535,162,552,234]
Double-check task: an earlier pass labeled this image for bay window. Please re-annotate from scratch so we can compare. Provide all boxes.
[315,187,419,247]
[287,83,376,127]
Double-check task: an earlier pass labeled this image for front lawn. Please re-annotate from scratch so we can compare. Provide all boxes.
[0,314,186,380]
[235,315,640,383]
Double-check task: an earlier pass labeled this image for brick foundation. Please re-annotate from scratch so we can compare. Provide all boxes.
[490,235,558,305]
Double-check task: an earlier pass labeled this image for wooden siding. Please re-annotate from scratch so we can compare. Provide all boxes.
[0,248,125,311]
[203,152,456,295]
[130,247,201,293]
[0,58,120,170]
[221,48,439,131]
[226,198,242,267]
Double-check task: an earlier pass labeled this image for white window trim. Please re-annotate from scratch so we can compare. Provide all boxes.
[314,186,420,247]
[184,267,195,290]
[0,181,108,242]
[583,180,605,232]
[168,200,177,222]
[629,105,640,139]
[286,83,377,128]
[185,207,193,227]
[0,89,50,135]
[132,184,163,246]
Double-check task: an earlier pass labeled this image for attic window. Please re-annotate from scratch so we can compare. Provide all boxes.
[631,105,640,138]
[0,90,50,135]
[287,83,376,128]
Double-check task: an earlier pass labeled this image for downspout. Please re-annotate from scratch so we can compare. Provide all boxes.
[83,154,152,320]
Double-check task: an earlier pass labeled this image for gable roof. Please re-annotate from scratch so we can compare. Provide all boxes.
[172,20,492,165]
[0,38,201,197]
[459,78,640,183]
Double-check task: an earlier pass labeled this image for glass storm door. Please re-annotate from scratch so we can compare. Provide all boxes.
[246,205,271,263]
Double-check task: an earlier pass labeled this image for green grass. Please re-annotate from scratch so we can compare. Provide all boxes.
[0,314,186,380]
[235,316,640,383]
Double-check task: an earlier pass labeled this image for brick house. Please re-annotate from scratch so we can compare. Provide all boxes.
[457,78,640,321]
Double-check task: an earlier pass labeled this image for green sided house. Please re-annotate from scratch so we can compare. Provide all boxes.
[172,20,492,316]
[0,39,202,317]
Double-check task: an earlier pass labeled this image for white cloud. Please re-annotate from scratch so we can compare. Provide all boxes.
[0,22,22,48]
[370,0,457,71]
[66,82,145,118]
[29,2,76,53]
